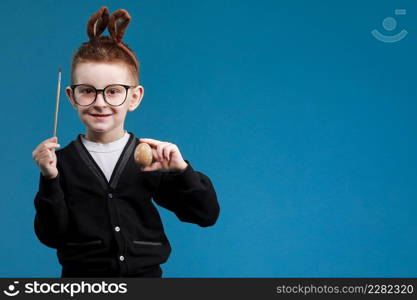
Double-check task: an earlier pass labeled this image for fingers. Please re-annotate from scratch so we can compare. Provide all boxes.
[43,142,61,149]
[150,146,166,163]
[139,138,161,148]
[162,143,176,161]
[140,161,162,172]
[38,150,53,164]
[35,148,56,168]
[32,137,60,160]
[33,137,57,153]
[139,139,181,173]
[37,147,56,160]
[156,142,172,162]
[33,143,60,160]
[140,138,176,162]
[140,145,174,172]
[44,136,58,144]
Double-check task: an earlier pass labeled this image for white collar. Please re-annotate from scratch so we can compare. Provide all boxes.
[81,131,130,153]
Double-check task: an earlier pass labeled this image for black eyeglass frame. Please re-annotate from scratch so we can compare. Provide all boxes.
[70,84,135,107]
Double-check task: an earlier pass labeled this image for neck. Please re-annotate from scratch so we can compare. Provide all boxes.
[85,127,126,144]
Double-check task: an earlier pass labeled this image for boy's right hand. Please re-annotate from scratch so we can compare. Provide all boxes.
[32,137,61,179]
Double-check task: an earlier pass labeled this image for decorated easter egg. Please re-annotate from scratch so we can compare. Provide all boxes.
[134,143,153,167]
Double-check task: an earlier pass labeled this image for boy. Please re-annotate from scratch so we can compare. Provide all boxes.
[31,7,220,278]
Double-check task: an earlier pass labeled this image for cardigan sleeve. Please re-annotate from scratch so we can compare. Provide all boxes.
[33,171,69,249]
[152,160,220,227]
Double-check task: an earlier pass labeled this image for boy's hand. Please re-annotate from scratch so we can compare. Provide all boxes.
[32,137,61,179]
[139,138,188,173]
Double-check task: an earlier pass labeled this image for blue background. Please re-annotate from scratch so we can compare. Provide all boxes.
[1,0,416,277]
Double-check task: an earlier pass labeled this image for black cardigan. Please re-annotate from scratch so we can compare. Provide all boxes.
[33,132,220,277]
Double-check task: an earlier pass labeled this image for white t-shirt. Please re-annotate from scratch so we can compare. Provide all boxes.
[80,131,130,182]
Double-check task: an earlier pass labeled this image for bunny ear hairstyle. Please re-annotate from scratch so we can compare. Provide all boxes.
[87,6,110,40]
[107,9,131,43]
[107,9,139,72]
[84,7,139,73]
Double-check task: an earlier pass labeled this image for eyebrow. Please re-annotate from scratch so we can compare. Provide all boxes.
[72,83,134,87]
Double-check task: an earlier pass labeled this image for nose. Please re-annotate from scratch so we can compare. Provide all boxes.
[93,91,107,107]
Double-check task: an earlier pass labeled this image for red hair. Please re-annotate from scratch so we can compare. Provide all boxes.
[70,7,140,85]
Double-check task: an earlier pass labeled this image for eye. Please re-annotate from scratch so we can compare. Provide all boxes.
[80,87,94,94]
[106,86,123,95]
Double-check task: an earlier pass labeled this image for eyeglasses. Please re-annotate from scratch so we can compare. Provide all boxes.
[70,84,135,107]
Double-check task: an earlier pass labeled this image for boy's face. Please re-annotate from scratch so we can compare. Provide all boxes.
[66,61,143,137]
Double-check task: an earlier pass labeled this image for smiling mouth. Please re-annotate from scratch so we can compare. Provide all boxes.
[90,113,112,118]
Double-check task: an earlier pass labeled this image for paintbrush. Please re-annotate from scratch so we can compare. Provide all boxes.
[53,67,61,138]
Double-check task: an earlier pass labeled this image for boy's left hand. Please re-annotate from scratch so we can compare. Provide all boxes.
[139,138,188,173]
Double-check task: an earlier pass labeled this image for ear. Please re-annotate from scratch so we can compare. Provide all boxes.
[65,86,78,110]
[128,85,144,112]
[87,6,110,40]
[107,9,131,43]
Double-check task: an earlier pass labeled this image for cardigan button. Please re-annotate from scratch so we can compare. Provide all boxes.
[115,226,120,232]
[119,255,125,261]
